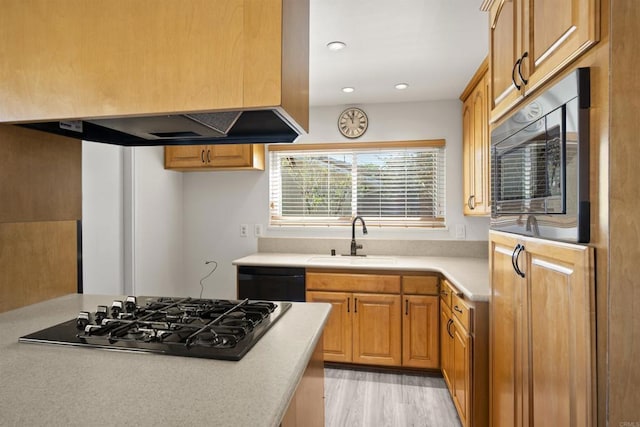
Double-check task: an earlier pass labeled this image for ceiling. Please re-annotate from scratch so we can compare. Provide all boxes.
[309,0,489,107]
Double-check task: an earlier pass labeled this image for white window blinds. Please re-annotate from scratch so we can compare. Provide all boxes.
[269,141,446,227]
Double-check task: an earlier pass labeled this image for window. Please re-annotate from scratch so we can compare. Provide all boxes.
[269,140,446,227]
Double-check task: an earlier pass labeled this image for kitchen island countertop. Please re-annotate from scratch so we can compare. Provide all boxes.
[233,253,490,301]
[0,294,330,427]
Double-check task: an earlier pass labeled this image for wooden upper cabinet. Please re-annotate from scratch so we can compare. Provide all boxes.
[461,58,490,216]
[489,0,523,118]
[0,0,309,133]
[488,0,599,122]
[521,0,600,96]
[164,144,265,171]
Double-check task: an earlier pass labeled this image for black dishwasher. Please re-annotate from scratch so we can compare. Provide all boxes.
[237,266,306,302]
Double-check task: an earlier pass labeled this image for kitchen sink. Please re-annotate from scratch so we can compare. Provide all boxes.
[306,255,397,265]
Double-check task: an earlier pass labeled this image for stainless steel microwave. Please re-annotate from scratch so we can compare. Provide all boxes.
[490,68,590,243]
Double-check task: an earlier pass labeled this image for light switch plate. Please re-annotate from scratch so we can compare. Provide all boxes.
[455,224,466,239]
[254,224,263,237]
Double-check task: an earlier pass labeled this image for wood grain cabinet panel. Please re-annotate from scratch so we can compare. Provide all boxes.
[440,276,488,427]
[488,0,599,122]
[352,293,401,366]
[0,221,78,313]
[0,0,309,133]
[164,144,264,171]
[452,319,472,427]
[461,59,490,216]
[306,291,352,363]
[489,231,595,427]
[402,295,439,369]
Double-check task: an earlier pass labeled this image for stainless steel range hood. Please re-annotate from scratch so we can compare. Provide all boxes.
[20,109,301,146]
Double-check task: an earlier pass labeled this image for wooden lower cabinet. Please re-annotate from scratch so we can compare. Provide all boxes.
[452,317,472,425]
[306,289,401,366]
[441,279,489,427]
[402,295,439,369]
[441,304,454,389]
[353,293,401,366]
[489,231,595,427]
[305,291,352,363]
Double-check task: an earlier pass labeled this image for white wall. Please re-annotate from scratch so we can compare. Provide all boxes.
[82,142,124,295]
[130,146,185,296]
[83,101,490,298]
[82,144,184,297]
[182,101,490,298]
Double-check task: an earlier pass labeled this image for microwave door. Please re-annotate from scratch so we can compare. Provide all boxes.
[492,106,565,216]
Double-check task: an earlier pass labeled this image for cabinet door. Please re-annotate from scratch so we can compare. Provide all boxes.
[306,291,352,363]
[452,319,472,427]
[402,295,439,369]
[521,0,599,94]
[489,0,523,118]
[441,303,454,391]
[207,144,253,168]
[462,95,475,215]
[489,232,526,427]
[524,239,594,426]
[463,75,490,216]
[164,145,207,169]
[352,293,401,366]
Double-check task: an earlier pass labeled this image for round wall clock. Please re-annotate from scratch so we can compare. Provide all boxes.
[338,107,368,139]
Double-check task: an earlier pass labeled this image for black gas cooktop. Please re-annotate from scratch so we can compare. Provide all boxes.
[19,296,291,361]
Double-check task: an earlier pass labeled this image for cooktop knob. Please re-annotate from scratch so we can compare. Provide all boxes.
[111,300,123,318]
[76,311,90,330]
[95,305,108,324]
[124,296,137,313]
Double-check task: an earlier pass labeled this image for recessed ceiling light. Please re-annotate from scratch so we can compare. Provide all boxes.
[341,87,355,93]
[327,41,347,51]
[395,83,409,90]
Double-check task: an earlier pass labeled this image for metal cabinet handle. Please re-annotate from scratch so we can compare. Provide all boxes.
[454,306,464,314]
[347,297,350,313]
[207,149,211,163]
[440,290,449,296]
[512,58,522,90]
[512,244,526,278]
[405,299,409,316]
[201,149,205,163]
[517,52,529,85]
[467,195,476,210]
[446,318,454,338]
[354,298,358,313]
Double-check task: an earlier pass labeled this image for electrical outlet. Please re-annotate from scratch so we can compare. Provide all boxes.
[254,224,263,237]
[240,224,248,237]
[455,224,466,239]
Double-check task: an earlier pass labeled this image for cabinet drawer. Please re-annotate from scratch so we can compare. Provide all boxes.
[440,279,457,308]
[451,294,471,333]
[306,271,401,294]
[402,275,439,295]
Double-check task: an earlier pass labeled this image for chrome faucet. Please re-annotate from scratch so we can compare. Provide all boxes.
[526,215,540,237]
[350,216,368,256]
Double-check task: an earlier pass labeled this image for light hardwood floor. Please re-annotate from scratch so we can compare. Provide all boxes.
[324,367,461,427]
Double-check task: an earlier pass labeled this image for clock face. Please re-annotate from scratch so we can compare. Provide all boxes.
[338,108,368,139]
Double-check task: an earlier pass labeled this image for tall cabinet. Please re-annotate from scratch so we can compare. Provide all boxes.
[460,58,490,216]
[489,231,595,426]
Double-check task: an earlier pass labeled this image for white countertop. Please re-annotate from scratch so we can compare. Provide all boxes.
[0,294,331,427]
[233,253,490,302]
